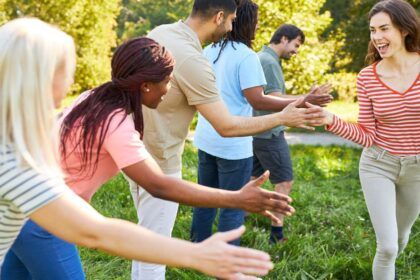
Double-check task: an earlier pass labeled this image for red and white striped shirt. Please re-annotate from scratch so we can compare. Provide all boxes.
[328,62,420,156]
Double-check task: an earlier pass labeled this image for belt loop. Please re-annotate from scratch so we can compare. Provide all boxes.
[376,148,386,160]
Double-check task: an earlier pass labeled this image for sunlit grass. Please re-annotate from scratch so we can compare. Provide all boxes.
[80,142,419,280]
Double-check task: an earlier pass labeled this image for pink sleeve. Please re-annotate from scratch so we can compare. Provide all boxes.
[326,74,376,147]
[103,112,150,169]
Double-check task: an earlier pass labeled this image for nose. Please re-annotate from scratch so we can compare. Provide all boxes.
[371,31,383,41]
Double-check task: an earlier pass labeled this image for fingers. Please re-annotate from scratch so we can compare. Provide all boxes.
[252,170,270,187]
[261,210,281,224]
[304,105,323,114]
[261,200,295,216]
[319,83,333,94]
[264,188,292,203]
[310,82,317,91]
[289,97,305,107]
[229,273,262,280]
[223,246,273,277]
[258,190,295,216]
[215,225,246,243]
[297,124,316,130]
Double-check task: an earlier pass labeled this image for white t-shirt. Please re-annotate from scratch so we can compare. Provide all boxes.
[0,145,65,259]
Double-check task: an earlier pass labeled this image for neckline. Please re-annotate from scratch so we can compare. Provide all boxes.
[372,61,420,95]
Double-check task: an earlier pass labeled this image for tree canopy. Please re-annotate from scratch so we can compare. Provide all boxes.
[2,0,417,101]
[1,0,120,93]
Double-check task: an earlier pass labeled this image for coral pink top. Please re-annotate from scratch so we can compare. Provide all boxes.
[59,92,150,201]
[328,63,420,156]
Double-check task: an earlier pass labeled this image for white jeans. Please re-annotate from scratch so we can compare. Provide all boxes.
[125,171,181,280]
[359,146,420,280]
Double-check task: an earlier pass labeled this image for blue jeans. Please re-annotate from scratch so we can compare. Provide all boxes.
[1,220,85,280]
[190,150,252,245]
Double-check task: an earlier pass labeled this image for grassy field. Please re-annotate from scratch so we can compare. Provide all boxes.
[80,142,419,280]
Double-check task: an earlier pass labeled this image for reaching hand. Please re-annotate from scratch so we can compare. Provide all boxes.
[303,83,333,107]
[305,102,334,126]
[194,226,273,279]
[236,171,295,224]
[279,98,326,130]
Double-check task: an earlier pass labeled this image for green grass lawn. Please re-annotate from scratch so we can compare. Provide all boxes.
[80,142,419,280]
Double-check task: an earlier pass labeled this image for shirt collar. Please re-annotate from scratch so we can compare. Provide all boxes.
[263,45,280,62]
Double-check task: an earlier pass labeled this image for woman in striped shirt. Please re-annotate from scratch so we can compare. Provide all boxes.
[318,0,419,279]
[0,17,274,280]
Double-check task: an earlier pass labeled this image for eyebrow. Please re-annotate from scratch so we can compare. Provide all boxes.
[370,24,391,29]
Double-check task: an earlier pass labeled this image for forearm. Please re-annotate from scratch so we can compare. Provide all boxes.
[215,111,291,137]
[326,114,374,146]
[146,175,240,208]
[196,100,286,137]
[94,218,196,268]
[251,94,294,111]
[30,193,198,269]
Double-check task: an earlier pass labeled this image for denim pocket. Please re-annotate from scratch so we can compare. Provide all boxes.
[29,220,54,239]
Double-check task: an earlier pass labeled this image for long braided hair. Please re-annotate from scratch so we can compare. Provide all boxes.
[213,0,258,63]
[60,37,174,179]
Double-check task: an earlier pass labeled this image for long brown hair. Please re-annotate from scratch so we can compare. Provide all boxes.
[366,0,420,65]
[60,37,174,179]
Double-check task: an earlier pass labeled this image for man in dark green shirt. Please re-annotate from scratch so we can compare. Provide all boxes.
[252,24,332,243]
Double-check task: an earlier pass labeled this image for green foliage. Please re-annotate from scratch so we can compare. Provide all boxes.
[2,0,120,94]
[117,0,193,41]
[324,72,358,102]
[254,0,339,96]
[81,143,420,279]
[0,0,7,24]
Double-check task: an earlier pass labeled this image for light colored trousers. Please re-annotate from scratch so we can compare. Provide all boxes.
[124,171,181,280]
[359,146,420,280]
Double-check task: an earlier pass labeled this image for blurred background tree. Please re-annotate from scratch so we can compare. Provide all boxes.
[254,0,346,98]
[1,0,120,94]
[1,0,418,101]
[0,0,7,25]
[117,0,193,42]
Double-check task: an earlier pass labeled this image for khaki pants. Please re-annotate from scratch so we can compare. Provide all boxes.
[359,146,420,280]
[124,171,181,280]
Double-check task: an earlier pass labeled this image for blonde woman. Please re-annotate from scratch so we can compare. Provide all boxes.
[0,17,274,280]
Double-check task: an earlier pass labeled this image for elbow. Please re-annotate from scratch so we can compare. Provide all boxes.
[251,103,266,111]
[73,221,105,249]
[78,235,101,250]
[215,124,238,137]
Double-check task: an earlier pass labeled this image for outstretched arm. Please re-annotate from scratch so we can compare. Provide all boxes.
[30,191,273,279]
[243,84,333,112]
[196,98,326,137]
[307,77,376,147]
[123,160,295,223]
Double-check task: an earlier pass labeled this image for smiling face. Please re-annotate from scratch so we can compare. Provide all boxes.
[280,36,302,60]
[369,12,407,59]
[141,75,172,109]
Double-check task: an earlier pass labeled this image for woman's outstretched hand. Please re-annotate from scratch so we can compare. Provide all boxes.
[193,226,273,279]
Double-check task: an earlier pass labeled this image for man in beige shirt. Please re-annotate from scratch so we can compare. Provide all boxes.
[128,1,325,279]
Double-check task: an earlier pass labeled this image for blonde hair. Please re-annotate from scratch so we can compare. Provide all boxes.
[0,18,76,176]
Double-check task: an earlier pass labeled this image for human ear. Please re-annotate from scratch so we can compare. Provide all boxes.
[215,11,225,25]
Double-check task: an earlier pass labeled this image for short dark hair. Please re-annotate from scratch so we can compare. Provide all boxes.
[366,0,420,65]
[191,0,237,19]
[270,24,305,44]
